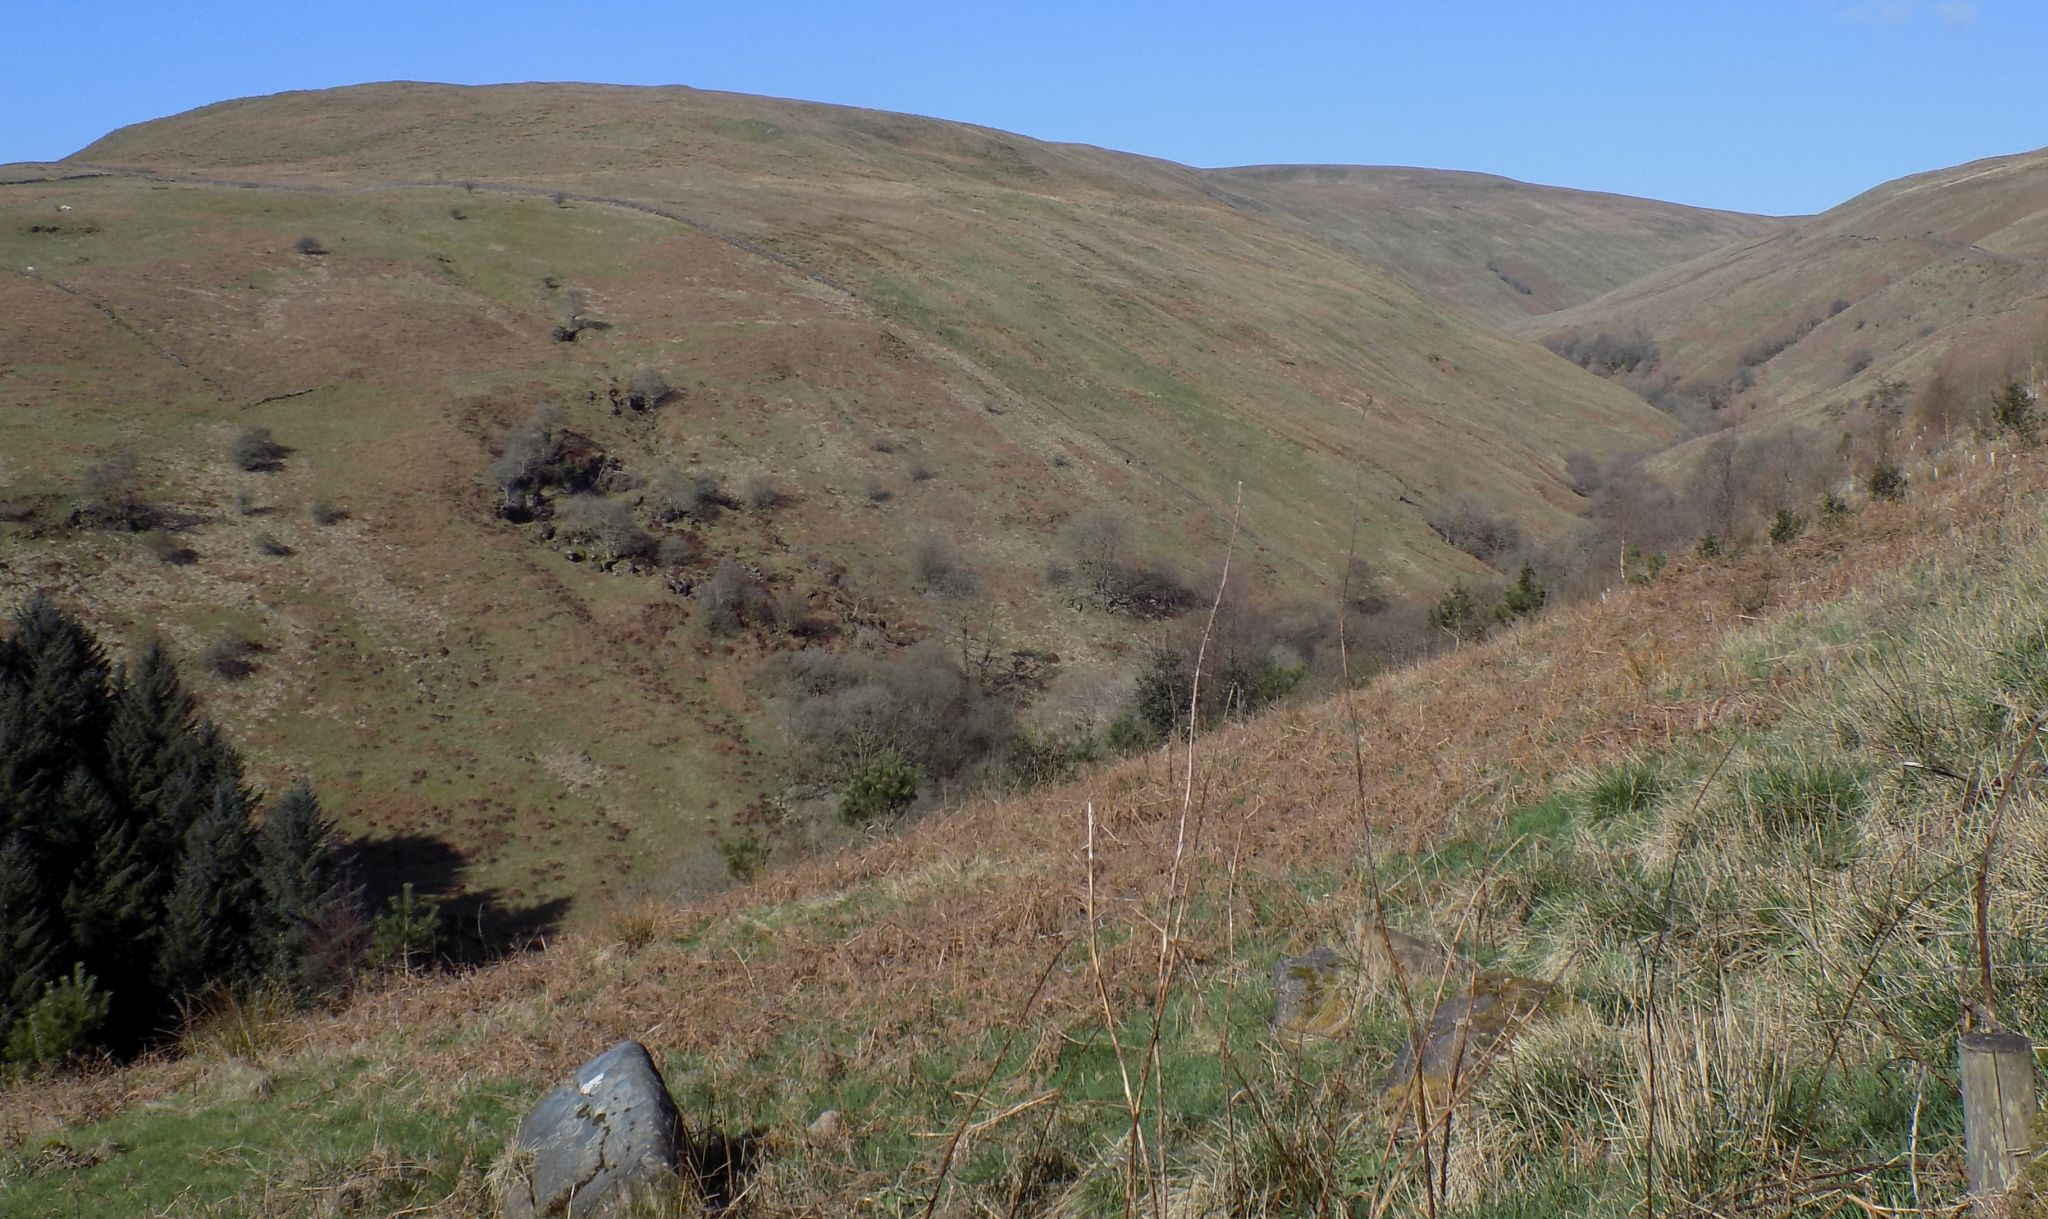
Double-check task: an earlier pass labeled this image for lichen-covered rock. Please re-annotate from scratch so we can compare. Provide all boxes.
[498,1040,689,1219]
[1271,946,1350,1037]
[1383,974,1556,1101]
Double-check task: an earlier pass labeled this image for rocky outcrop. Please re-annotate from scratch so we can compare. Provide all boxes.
[498,1040,690,1218]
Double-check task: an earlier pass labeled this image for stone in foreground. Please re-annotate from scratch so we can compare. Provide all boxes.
[499,1040,689,1218]
[1271,946,1349,1037]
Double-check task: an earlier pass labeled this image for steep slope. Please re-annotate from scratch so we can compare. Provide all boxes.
[8,431,2045,1217]
[1209,164,1789,327]
[1529,145,2048,429]
[0,83,1674,924]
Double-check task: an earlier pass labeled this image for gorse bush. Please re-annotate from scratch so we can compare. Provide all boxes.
[0,597,345,1061]
[837,753,920,826]
[1768,507,1805,545]
[1991,378,2039,443]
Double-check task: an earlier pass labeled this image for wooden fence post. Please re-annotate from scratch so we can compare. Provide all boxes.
[1961,1030,2036,1205]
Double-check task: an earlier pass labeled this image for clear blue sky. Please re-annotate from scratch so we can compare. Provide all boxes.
[5,1,2041,215]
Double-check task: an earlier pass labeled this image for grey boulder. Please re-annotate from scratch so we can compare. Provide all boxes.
[499,1040,690,1218]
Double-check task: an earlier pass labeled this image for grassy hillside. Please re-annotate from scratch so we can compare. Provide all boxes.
[1528,145,2048,433]
[0,84,1681,923]
[6,420,2045,1216]
[1209,164,1788,327]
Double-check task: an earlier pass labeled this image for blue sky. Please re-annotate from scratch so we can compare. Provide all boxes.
[5,1,2041,215]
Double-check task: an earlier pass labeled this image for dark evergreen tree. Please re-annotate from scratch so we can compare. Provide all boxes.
[256,781,341,990]
[0,833,56,1031]
[105,642,193,820]
[0,597,343,1058]
[10,594,113,793]
[157,780,258,998]
[140,721,247,894]
[53,769,156,1040]
[1494,565,1548,623]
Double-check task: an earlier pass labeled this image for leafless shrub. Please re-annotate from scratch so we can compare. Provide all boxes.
[228,426,288,472]
[308,500,347,526]
[73,452,151,530]
[644,468,734,524]
[910,532,982,599]
[201,628,260,679]
[142,528,196,566]
[697,558,769,637]
[552,495,655,562]
[760,642,1015,785]
[1545,325,1660,375]
[626,365,670,412]
[552,287,590,341]
[253,532,293,557]
[863,479,893,504]
[1044,509,1194,618]
[1739,315,1821,367]
[1423,495,1525,564]
[742,475,786,513]
[656,534,700,569]
[906,461,935,483]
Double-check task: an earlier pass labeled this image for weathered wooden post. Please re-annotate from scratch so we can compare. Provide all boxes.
[1960,1030,2036,1207]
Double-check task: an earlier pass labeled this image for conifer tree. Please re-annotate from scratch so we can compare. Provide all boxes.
[105,641,193,822]
[256,781,341,989]
[10,594,112,792]
[141,721,246,885]
[53,770,153,1000]
[157,780,258,997]
[0,833,56,1031]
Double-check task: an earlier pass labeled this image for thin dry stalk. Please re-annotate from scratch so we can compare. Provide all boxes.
[1971,715,2045,1027]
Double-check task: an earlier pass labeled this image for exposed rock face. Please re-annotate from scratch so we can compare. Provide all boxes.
[499,1040,689,1219]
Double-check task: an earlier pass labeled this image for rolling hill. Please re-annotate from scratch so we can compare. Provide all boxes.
[9,82,2048,1219]
[1528,144,2048,433]
[1208,164,1789,327]
[1,82,1689,927]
